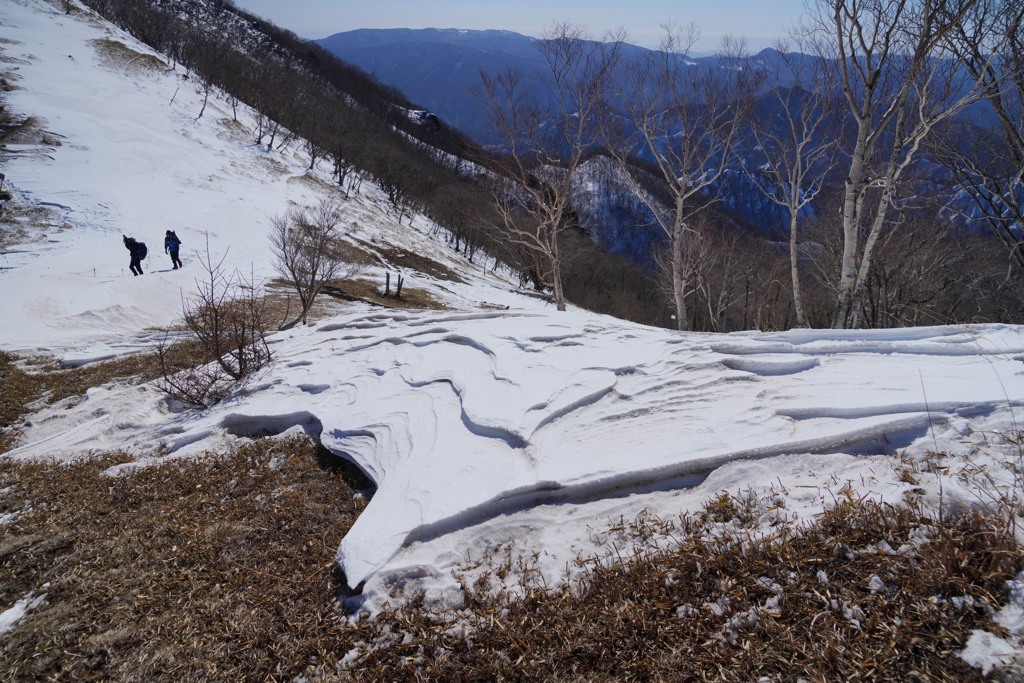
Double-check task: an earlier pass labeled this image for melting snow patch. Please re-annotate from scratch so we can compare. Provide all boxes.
[0,588,49,636]
[960,572,1024,676]
[961,631,1023,676]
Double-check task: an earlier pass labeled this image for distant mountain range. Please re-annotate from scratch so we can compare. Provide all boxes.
[315,28,707,145]
[315,29,846,147]
[315,27,996,252]
[315,29,540,143]
[312,29,834,239]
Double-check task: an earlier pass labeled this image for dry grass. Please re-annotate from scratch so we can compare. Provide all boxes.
[90,39,167,75]
[337,497,1024,682]
[287,170,344,196]
[0,352,37,452]
[339,240,384,268]
[0,436,367,681]
[323,277,447,311]
[0,343,200,453]
[0,201,68,250]
[1,440,1020,681]
[0,114,49,145]
[0,220,29,252]
[261,285,350,328]
[375,244,466,284]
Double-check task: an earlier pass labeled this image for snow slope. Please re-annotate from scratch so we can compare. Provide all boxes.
[0,0,521,359]
[3,0,1024,672]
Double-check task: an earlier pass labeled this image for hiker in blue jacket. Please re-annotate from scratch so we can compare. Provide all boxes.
[123,234,145,276]
[164,229,182,269]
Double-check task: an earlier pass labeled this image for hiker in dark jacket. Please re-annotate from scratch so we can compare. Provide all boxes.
[123,234,145,276]
[164,229,182,269]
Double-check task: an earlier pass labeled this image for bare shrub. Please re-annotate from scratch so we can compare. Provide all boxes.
[157,240,272,408]
[271,198,365,330]
[155,334,234,409]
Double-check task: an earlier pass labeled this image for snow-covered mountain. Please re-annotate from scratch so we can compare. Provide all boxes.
[3,1,1024,672]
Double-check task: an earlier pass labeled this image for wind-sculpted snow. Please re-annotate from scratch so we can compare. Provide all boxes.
[12,309,1024,600]
[278,313,1024,590]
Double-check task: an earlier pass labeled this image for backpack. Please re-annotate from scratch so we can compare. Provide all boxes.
[137,241,148,260]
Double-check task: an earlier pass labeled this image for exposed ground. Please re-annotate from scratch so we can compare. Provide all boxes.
[1,441,1020,681]
[0,436,367,681]
[338,497,1024,682]
[91,38,169,75]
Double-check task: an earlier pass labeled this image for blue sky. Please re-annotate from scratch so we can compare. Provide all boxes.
[230,0,808,51]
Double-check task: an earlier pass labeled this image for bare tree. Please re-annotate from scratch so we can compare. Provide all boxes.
[373,152,417,223]
[930,1,1024,276]
[859,215,977,326]
[672,217,745,332]
[741,42,842,328]
[807,0,986,328]
[270,198,363,330]
[184,34,223,121]
[328,112,364,197]
[476,23,622,311]
[604,26,759,330]
[157,238,272,408]
[303,136,325,172]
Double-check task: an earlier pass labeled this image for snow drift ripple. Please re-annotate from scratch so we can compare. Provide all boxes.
[302,312,1024,590]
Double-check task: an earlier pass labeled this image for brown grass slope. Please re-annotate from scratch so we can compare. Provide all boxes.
[0,436,366,681]
[337,496,1024,682]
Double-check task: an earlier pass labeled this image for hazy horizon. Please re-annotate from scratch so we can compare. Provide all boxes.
[229,0,808,52]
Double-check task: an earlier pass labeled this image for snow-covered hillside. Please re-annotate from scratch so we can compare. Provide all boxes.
[3,0,1024,673]
[0,0,523,359]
